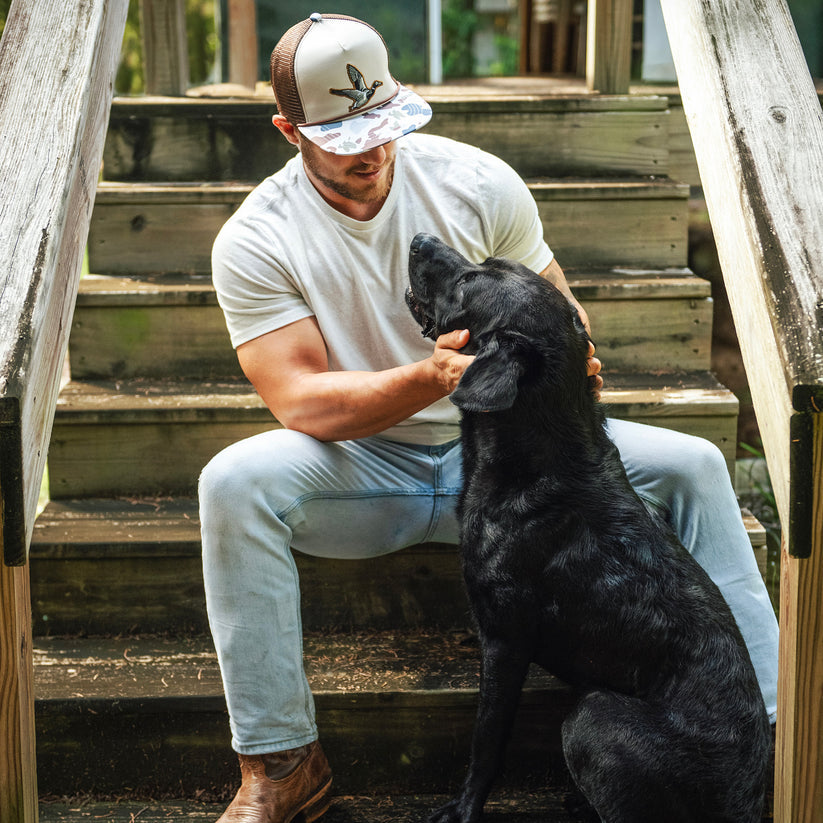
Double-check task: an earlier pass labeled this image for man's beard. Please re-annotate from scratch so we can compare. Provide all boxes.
[301,143,395,205]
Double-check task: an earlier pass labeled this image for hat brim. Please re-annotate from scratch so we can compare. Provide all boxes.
[297,84,432,156]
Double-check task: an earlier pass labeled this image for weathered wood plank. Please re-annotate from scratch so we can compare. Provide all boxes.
[0,2,127,821]
[586,0,633,94]
[0,0,128,558]
[31,633,573,796]
[38,794,578,823]
[228,0,258,89]
[140,0,188,96]
[44,374,738,498]
[66,269,712,379]
[28,497,769,637]
[101,95,670,182]
[86,179,689,275]
[659,1,823,819]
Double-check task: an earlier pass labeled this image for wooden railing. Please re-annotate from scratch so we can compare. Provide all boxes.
[660,1,823,820]
[0,2,129,822]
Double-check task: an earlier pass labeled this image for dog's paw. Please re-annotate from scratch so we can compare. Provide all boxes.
[427,798,477,823]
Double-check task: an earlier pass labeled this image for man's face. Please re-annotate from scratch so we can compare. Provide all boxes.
[298,135,396,211]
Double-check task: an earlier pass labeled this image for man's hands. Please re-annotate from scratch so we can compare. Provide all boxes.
[430,329,475,393]
[435,328,603,400]
[587,340,603,398]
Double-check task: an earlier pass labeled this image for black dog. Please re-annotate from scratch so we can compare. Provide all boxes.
[406,234,771,823]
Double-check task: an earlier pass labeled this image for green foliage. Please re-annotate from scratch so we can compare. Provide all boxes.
[115,0,217,95]
[0,0,12,42]
[442,0,478,79]
[115,0,143,95]
[488,33,519,77]
[738,441,778,514]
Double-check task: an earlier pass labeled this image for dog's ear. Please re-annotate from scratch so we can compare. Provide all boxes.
[450,331,528,412]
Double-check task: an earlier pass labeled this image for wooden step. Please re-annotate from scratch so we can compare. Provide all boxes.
[103,90,670,183]
[39,792,580,822]
[39,792,586,821]
[30,498,467,635]
[86,177,689,277]
[69,267,712,380]
[45,373,738,500]
[29,497,768,638]
[33,632,574,797]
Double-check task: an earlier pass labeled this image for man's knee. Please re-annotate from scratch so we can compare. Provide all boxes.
[199,428,319,513]
[662,432,729,490]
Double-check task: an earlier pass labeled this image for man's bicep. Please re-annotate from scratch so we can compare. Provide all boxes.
[236,317,329,415]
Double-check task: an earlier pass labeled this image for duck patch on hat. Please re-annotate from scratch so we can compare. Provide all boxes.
[330,64,384,112]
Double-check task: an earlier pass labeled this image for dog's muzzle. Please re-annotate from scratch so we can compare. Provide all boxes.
[405,286,438,339]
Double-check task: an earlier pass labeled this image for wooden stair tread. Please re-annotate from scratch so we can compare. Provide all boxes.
[119,77,671,106]
[32,631,573,795]
[39,792,578,822]
[31,496,766,559]
[76,267,711,306]
[94,176,688,202]
[33,631,563,703]
[32,497,202,556]
[52,373,738,422]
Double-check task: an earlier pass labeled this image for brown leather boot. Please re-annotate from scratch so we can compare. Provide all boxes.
[216,741,332,823]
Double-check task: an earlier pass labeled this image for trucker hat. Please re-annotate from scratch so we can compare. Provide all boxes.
[270,12,432,155]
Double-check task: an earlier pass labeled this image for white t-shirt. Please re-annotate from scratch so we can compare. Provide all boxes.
[212,133,553,445]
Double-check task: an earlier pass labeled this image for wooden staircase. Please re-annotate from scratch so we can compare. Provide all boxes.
[31,82,756,804]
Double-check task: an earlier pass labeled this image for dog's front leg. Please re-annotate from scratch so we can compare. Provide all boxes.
[429,640,530,823]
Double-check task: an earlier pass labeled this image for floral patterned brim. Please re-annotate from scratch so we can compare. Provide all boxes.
[297,85,433,156]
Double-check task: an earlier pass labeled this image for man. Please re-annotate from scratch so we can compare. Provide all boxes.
[200,13,779,823]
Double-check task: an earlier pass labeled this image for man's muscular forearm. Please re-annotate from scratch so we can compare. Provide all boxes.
[238,322,473,442]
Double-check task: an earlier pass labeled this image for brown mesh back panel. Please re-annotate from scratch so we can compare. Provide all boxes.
[270,18,312,124]
[270,14,382,125]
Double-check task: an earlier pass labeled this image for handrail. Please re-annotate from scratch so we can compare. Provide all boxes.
[0,1,128,821]
[659,1,823,820]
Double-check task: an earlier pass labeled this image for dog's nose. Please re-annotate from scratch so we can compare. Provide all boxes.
[410,233,438,257]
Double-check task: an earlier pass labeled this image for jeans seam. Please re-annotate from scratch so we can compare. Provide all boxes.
[277,487,448,521]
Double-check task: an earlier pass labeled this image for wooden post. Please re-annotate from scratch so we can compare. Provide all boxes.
[141,0,189,95]
[777,411,823,821]
[0,556,36,823]
[0,1,129,820]
[659,1,823,820]
[586,0,632,93]
[228,0,258,90]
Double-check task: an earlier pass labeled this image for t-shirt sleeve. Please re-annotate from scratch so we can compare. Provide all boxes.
[211,215,315,349]
[477,154,554,274]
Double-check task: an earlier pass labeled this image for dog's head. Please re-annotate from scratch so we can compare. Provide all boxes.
[406,233,591,413]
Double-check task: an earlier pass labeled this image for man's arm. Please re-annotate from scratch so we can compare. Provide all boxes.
[237,315,473,442]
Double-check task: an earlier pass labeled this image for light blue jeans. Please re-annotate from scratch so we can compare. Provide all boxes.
[199,418,779,755]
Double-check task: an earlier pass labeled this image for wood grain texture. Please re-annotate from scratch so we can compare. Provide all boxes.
[586,0,633,94]
[141,0,188,95]
[227,0,258,89]
[659,1,823,819]
[0,0,128,564]
[86,179,689,275]
[66,269,712,379]
[0,2,127,821]
[101,95,669,182]
[44,374,738,499]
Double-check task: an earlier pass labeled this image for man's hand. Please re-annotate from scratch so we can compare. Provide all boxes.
[587,340,603,399]
[430,329,475,393]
